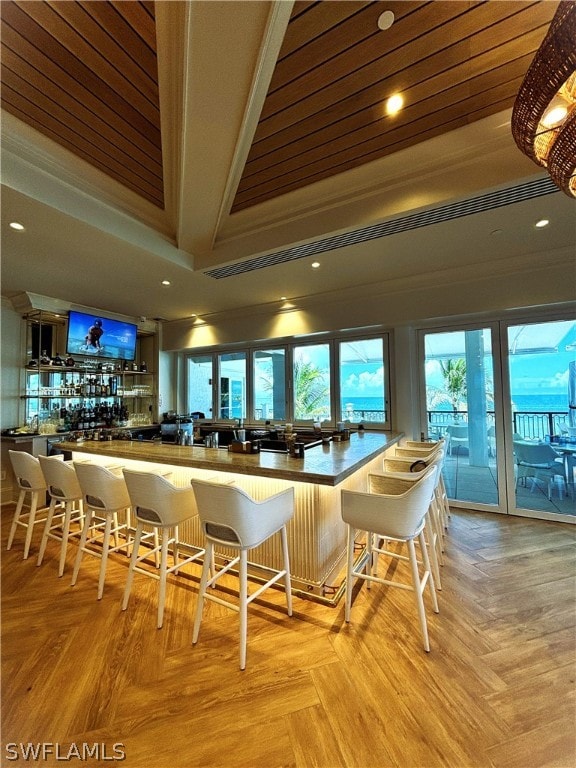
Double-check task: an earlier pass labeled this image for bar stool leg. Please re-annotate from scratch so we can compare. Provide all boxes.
[157,532,170,629]
[419,531,439,615]
[122,522,144,612]
[154,528,160,567]
[408,538,430,653]
[281,526,292,616]
[192,540,213,645]
[424,516,442,591]
[239,550,248,671]
[71,509,94,587]
[112,512,120,550]
[58,502,74,577]
[173,525,179,573]
[345,524,356,623]
[7,490,25,551]
[37,498,57,567]
[97,516,113,600]
[23,491,40,560]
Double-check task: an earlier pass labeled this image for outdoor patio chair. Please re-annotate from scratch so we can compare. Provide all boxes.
[513,441,566,500]
[446,424,469,455]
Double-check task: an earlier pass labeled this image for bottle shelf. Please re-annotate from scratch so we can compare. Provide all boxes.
[22,310,158,430]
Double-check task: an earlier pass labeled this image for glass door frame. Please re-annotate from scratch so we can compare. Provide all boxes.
[499,313,575,524]
[418,310,575,522]
[418,320,507,515]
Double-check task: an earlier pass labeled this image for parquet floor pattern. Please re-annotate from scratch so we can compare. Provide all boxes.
[2,506,575,768]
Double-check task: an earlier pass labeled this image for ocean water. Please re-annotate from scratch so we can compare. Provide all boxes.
[343,395,570,414]
[510,394,569,413]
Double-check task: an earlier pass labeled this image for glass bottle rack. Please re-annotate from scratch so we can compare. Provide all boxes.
[22,310,156,434]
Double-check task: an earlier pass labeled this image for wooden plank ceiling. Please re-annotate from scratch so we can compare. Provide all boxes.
[233,0,558,212]
[0,0,558,215]
[0,0,163,207]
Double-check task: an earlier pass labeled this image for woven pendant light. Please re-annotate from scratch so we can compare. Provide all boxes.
[511,1,576,197]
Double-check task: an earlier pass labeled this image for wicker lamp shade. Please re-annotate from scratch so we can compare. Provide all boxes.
[511,1,576,197]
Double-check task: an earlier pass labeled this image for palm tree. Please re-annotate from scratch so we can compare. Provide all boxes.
[257,360,329,420]
[293,360,329,419]
[439,358,467,416]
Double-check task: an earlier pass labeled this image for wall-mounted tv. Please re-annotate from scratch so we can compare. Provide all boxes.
[66,310,137,361]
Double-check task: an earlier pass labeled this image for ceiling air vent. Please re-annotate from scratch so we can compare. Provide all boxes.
[205,177,558,279]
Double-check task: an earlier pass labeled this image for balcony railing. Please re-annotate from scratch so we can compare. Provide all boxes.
[427,410,570,440]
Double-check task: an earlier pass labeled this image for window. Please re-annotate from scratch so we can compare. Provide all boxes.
[339,337,388,424]
[187,355,213,418]
[218,352,246,420]
[253,348,286,421]
[186,333,391,429]
[292,343,331,422]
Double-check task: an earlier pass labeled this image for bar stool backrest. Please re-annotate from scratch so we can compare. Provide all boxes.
[123,469,196,527]
[395,443,442,460]
[9,450,47,492]
[73,462,130,511]
[191,478,294,550]
[384,449,445,475]
[39,455,81,501]
[342,466,437,539]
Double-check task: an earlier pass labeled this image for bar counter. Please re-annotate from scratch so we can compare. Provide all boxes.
[59,431,402,600]
[58,431,399,486]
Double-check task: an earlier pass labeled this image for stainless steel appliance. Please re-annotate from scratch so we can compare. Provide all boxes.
[160,416,193,444]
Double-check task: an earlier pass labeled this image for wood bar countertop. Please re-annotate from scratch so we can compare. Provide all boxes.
[58,431,402,487]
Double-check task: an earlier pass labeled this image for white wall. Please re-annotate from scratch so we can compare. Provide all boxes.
[160,249,574,439]
[162,247,573,352]
[1,298,24,429]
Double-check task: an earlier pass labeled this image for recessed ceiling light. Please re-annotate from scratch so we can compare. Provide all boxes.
[386,93,404,116]
[161,279,171,285]
[535,219,549,228]
[9,221,25,231]
[377,10,395,30]
[311,261,320,269]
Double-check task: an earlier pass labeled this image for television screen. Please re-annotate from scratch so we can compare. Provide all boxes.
[66,310,137,361]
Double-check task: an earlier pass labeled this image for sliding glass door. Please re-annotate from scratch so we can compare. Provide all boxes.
[420,317,575,520]
[506,319,575,518]
[422,326,501,509]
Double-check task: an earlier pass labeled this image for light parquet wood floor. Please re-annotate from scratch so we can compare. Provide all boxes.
[2,506,575,768]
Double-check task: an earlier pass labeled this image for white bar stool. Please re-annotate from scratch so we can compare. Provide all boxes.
[371,458,444,591]
[71,461,132,599]
[7,450,48,560]
[37,455,85,576]
[122,469,206,629]
[341,466,439,652]
[385,449,450,536]
[191,478,294,670]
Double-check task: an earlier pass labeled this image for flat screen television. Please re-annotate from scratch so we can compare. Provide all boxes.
[66,310,138,361]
